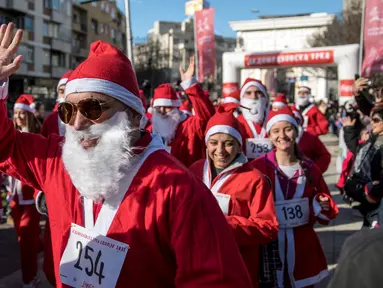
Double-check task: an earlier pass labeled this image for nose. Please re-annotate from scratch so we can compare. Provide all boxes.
[70,110,92,131]
[216,143,225,154]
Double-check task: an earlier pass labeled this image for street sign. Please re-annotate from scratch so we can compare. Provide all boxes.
[300,75,309,81]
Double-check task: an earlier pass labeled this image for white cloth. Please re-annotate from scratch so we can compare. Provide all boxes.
[279,163,300,179]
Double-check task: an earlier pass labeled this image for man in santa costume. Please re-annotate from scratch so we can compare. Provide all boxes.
[272,93,288,111]
[295,86,329,136]
[189,103,279,287]
[237,77,273,160]
[0,23,252,288]
[41,70,72,137]
[149,56,215,167]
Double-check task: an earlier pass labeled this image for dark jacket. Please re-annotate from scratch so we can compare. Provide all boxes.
[355,92,374,116]
[344,126,383,207]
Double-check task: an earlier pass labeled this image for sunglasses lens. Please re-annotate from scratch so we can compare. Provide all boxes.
[58,102,74,124]
[79,99,102,120]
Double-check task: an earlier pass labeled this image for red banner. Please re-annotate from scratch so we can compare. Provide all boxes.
[195,8,216,82]
[339,80,354,97]
[244,50,334,68]
[362,0,383,76]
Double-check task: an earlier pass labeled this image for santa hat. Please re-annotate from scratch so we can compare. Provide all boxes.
[139,89,147,108]
[290,105,303,126]
[223,89,240,104]
[297,86,311,94]
[266,106,298,133]
[65,41,144,115]
[240,78,268,99]
[57,70,73,92]
[14,94,36,113]
[272,93,287,108]
[153,84,180,107]
[205,103,242,145]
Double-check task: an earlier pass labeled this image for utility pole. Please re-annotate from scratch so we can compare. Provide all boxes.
[124,0,134,65]
[359,0,366,74]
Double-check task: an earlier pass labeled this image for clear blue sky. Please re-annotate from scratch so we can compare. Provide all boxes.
[117,0,343,42]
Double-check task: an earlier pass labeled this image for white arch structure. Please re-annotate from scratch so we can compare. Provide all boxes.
[222,44,359,105]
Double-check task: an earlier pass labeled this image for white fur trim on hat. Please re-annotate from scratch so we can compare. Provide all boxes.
[272,102,287,108]
[205,125,242,146]
[64,78,145,115]
[152,98,181,108]
[240,81,267,99]
[57,78,68,92]
[298,87,310,94]
[14,103,35,113]
[266,114,298,133]
[223,97,240,104]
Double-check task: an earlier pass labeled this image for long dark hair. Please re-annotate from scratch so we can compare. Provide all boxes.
[13,110,42,133]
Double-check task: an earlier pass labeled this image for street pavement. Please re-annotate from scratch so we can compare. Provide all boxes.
[0,134,363,287]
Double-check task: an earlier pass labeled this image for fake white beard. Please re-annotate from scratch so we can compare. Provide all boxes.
[152,109,181,144]
[296,97,309,108]
[62,112,138,203]
[240,97,267,124]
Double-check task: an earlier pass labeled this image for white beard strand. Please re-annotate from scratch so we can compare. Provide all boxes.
[62,112,138,203]
[240,98,267,124]
[152,109,181,143]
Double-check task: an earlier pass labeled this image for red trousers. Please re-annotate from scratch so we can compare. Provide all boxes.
[11,204,40,284]
[43,220,56,286]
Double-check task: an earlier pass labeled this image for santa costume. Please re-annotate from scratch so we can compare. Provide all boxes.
[9,94,41,287]
[0,40,252,287]
[41,70,73,137]
[189,103,279,287]
[223,89,241,105]
[237,78,273,160]
[291,106,331,173]
[272,93,288,111]
[295,86,329,136]
[179,99,194,116]
[252,107,338,288]
[148,80,215,167]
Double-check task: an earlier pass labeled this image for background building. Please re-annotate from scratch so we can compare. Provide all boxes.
[344,0,362,11]
[0,0,126,110]
[230,13,335,101]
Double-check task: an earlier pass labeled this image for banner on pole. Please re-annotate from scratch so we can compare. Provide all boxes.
[361,0,383,76]
[195,8,216,83]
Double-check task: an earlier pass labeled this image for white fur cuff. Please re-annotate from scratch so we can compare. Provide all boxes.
[0,80,8,100]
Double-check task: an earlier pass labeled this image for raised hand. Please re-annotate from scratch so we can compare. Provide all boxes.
[179,56,195,82]
[0,23,23,81]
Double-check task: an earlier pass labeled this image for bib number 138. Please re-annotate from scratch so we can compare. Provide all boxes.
[281,205,303,220]
[74,241,105,285]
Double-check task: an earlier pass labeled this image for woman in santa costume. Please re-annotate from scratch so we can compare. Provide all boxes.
[271,93,288,111]
[290,106,331,173]
[295,86,329,136]
[148,56,216,167]
[189,103,279,287]
[10,94,42,288]
[252,106,338,288]
[237,78,273,160]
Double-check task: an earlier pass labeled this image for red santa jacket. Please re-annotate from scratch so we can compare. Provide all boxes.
[0,81,252,287]
[148,79,215,167]
[298,104,329,136]
[41,111,61,137]
[237,114,273,160]
[252,151,338,288]
[297,130,331,173]
[190,154,278,287]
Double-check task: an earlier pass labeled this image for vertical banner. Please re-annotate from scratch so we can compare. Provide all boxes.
[361,0,383,76]
[195,8,216,83]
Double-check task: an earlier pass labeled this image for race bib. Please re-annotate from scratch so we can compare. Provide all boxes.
[246,138,273,159]
[60,223,129,288]
[275,198,310,228]
[213,193,230,215]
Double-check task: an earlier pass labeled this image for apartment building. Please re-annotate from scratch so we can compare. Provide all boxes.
[72,0,126,69]
[0,0,72,103]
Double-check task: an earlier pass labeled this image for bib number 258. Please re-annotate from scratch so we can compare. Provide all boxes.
[251,143,270,154]
[74,241,105,285]
[281,205,303,220]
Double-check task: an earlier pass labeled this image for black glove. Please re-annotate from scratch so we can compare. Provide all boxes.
[35,191,48,216]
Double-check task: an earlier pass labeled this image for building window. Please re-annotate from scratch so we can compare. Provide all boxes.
[91,19,98,34]
[111,29,115,40]
[105,4,110,14]
[44,0,50,8]
[50,23,59,38]
[24,16,33,32]
[28,1,35,10]
[117,32,122,41]
[73,12,79,24]
[52,52,65,67]
[104,25,108,36]
[111,8,116,19]
[0,16,13,25]
[27,46,34,63]
[101,2,105,11]
[92,1,97,7]
[51,0,60,10]
[43,21,49,36]
[99,23,104,34]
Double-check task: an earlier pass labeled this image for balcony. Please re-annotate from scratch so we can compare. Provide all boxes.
[52,10,65,24]
[72,22,87,34]
[72,46,88,58]
[52,66,68,79]
[52,38,71,54]
[3,0,28,12]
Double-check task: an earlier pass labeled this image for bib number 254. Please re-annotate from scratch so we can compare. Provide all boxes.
[74,241,105,285]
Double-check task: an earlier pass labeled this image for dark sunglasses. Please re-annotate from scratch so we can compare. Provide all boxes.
[371,117,383,124]
[58,98,113,124]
